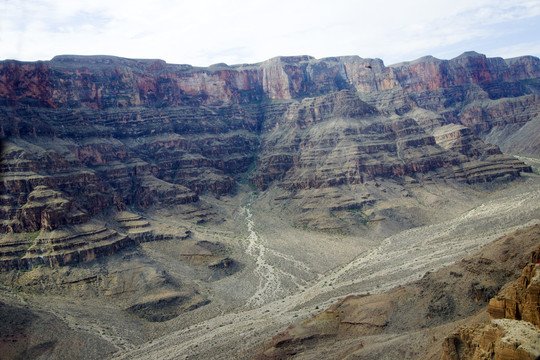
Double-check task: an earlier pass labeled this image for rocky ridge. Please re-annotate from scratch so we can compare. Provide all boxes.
[0,51,539,359]
[441,246,540,360]
[256,224,540,360]
[1,52,538,239]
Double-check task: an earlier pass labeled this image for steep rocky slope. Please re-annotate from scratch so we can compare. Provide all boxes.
[2,52,537,238]
[1,51,539,359]
[256,225,540,360]
[0,53,540,232]
[442,246,540,360]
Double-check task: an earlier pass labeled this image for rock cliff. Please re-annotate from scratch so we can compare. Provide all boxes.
[488,250,540,327]
[1,51,540,360]
[256,224,540,360]
[1,51,538,261]
[442,246,540,360]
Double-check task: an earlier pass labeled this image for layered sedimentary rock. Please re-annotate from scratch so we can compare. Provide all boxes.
[253,91,531,191]
[1,51,538,255]
[0,52,539,360]
[488,248,540,327]
[442,319,540,360]
[442,245,540,360]
[432,124,532,183]
[2,52,538,106]
[250,89,531,230]
[0,221,133,272]
[252,90,444,189]
[2,52,538,131]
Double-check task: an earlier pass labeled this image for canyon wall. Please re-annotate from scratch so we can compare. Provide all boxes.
[1,52,539,107]
[1,51,538,254]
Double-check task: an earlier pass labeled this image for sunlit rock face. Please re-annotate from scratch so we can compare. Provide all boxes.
[441,242,540,360]
[256,225,540,360]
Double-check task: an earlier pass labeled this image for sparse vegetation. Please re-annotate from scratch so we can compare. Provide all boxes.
[24,231,40,243]
[1,52,539,360]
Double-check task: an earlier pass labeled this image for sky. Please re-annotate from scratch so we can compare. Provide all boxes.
[1,0,540,67]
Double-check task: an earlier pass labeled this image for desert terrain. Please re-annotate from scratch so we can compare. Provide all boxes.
[1,52,539,359]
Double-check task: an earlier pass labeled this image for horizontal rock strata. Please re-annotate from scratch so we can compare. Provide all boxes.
[1,51,538,240]
[0,222,132,271]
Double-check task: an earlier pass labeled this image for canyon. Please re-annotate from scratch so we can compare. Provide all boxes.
[0,51,539,359]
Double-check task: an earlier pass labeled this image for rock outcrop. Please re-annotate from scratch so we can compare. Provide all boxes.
[256,225,540,360]
[0,221,133,272]
[442,319,540,360]
[0,208,192,272]
[441,246,540,360]
[488,250,540,327]
[1,51,538,249]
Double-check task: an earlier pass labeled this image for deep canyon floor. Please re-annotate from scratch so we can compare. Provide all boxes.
[2,167,538,360]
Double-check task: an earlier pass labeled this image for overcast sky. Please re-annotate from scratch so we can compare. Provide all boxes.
[1,0,540,67]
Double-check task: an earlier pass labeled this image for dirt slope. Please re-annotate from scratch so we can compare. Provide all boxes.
[256,224,540,360]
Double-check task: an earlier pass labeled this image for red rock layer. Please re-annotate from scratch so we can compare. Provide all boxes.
[0,52,537,234]
[1,52,538,107]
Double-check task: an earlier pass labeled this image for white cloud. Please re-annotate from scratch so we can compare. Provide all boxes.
[1,0,539,65]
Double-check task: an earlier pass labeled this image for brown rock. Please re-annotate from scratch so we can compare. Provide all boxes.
[0,222,134,272]
[256,225,540,359]
[488,263,540,327]
[442,319,540,360]
[0,51,537,241]
[441,243,540,360]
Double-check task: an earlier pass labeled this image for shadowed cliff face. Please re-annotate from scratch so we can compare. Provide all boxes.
[0,51,538,242]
